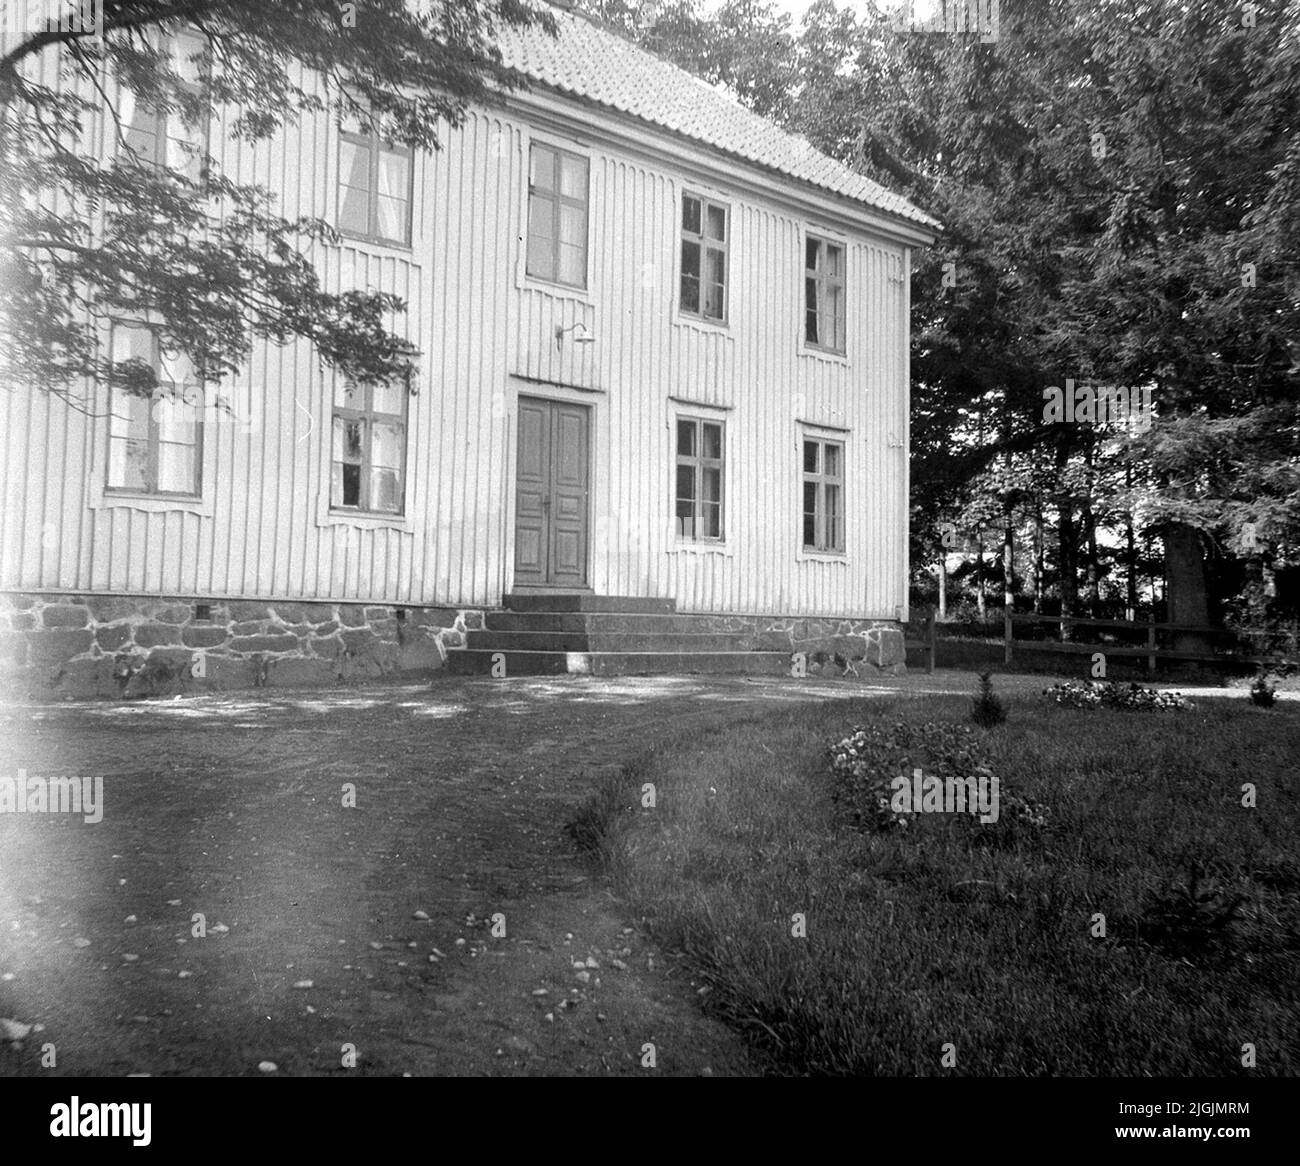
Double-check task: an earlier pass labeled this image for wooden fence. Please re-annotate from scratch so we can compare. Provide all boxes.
[905,612,1280,675]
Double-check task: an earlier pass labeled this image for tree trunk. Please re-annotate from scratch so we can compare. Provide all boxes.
[1058,499,1077,641]
[1034,503,1044,613]
[1163,523,1215,654]
[937,555,947,621]
[975,529,986,621]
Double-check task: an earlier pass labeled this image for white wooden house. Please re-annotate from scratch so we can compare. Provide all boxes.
[0,6,940,696]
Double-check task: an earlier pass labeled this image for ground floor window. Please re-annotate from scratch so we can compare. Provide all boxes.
[802,437,844,553]
[675,417,724,540]
[331,378,407,514]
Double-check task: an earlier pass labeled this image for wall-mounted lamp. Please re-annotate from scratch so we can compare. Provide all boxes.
[555,321,595,349]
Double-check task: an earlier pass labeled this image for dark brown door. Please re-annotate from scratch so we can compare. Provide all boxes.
[514,397,589,588]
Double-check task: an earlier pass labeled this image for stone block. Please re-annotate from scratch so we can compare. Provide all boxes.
[42,604,90,628]
[231,634,298,654]
[231,620,265,635]
[398,633,444,672]
[10,612,36,631]
[95,625,132,651]
[340,628,377,652]
[183,625,229,648]
[0,632,30,667]
[134,623,184,648]
[227,601,271,620]
[413,608,459,628]
[85,596,143,621]
[27,628,93,664]
[55,657,119,699]
[338,605,367,627]
[152,604,192,625]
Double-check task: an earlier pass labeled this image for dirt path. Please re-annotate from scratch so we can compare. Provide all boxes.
[0,673,896,1077]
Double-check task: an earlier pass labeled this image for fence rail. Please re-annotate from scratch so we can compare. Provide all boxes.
[904,611,1281,675]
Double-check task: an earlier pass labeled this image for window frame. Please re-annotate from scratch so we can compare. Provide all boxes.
[801,436,846,556]
[679,192,730,325]
[674,415,726,544]
[330,377,410,517]
[525,141,590,290]
[117,29,212,184]
[104,323,204,501]
[337,109,415,248]
[804,234,847,355]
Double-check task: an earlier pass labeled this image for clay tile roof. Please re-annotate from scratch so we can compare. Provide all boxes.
[495,7,942,233]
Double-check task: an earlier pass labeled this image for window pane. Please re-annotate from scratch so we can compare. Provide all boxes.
[702,466,721,505]
[333,416,363,463]
[682,195,701,235]
[704,282,724,320]
[824,444,842,478]
[109,389,149,443]
[680,274,700,314]
[375,195,408,241]
[111,324,154,366]
[676,463,696,503]
[559,154,586,201]
[806,237,819,271]
[559,243,585,287]
[527,230,555,282]
[828,286,844,349]
[677,419,695,457]
[702,503,721,539]
[702,423,722,460]
[827,244,844,277]
[371,380,403,416]
[340,462,361,507]
[681,239,700,279]
[705,203,726,242]
[371,421,403,470]
[109,438,149,490]
[826,483,842,549]
[806,307,819,345]
[370,467,401,513]
[803,481,818,547]
[335,379,361,409]
[154,394,195,445]
[121,87,160,161]
[559,203,586,247]
[158,345,195,386]
[804,441,820,473]
[171,34,207,87]
[156,441,197,494]
[706,246,725,285]
[530,145,556,192]
[339,140,370,233]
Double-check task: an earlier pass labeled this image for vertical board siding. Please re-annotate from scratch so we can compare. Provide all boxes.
[1,56,912,618]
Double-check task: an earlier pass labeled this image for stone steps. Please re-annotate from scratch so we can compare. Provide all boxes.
[446,648,793,677]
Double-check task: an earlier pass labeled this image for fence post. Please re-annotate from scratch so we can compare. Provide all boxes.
[1146,615,1156,676]
[927,611,936,675]
[1004,607,1013,666]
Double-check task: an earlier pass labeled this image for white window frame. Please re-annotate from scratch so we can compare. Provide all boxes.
[799,431,848,559]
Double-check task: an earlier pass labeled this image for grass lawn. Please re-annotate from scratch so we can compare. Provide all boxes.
[569,691,1300,1075]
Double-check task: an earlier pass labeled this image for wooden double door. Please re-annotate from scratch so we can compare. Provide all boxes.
[513,396,590,589]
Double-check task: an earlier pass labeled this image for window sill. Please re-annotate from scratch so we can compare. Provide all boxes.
[337,229,414,254]
[92,491,212,516]
[801,344,849,365]
[317,510,413,532]
[669,540,734,557]
[522,275,592,303]
[673,312,733,338]
[797,549,849,564]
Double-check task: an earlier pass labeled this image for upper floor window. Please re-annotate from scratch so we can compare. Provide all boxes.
[802,438,844,553]
[338,110,413,246]
[106,324,202,497]
[805,236,846,353]
[675,417,724,541]
[526,143,589,288]
[680,194,728,322]
[331,378,408,515]
[118,30,209,183]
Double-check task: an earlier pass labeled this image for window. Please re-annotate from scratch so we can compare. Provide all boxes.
[118,30,209,183]
[680,194,728,322]
[106,324,202,497]
[802,438,844,553]
[526,143,589,288]
[805,236,846,352]
[338,110,413,246]
[675,418,724,540]
[331,378,408,515]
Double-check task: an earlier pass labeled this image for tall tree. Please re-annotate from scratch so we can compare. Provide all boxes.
[0,0,553,403]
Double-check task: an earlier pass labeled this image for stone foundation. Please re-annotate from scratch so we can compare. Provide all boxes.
[0,593,483,700]
[682,613,907,674]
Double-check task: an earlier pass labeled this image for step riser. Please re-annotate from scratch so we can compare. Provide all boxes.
[503,593,677,614]
[484,612,770,634]
[467,631,790,653]
[446,651,792,677]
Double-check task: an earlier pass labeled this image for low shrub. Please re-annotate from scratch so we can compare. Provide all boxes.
[1043,679,1193,710]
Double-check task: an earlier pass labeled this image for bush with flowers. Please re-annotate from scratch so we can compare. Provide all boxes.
[1042,680,1193,710]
